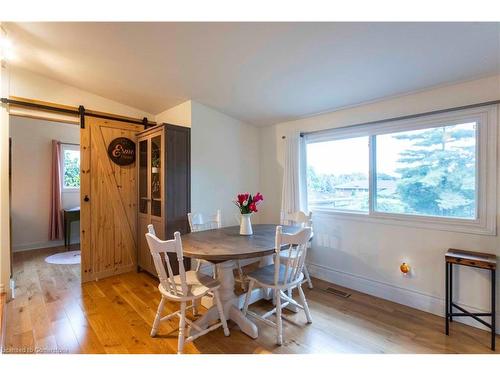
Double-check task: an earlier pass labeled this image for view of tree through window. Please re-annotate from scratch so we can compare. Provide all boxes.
[307,136,369,212]
[63,148,80,189]
[375,122,476,218]
[306,122,477,219]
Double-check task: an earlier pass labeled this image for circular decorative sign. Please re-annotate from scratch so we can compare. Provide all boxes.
[107,137,136,166]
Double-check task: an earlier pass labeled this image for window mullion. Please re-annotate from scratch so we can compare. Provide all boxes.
[368,135,376,215]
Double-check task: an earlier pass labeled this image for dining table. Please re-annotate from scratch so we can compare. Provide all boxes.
[182,223,300,339]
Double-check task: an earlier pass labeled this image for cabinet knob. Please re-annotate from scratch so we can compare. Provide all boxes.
[84,195,90,202]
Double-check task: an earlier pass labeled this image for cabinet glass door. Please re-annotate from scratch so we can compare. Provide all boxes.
[151,134,162,217]
[139,139,149,214]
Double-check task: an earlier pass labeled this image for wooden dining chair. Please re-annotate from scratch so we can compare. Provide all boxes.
[145,225,230,354]
[188,209,221,277]
[280,210,314,289]
[242,226,313,346]
[188,209,247,291]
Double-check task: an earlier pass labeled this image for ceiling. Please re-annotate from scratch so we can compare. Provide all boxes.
[5,22,500,126]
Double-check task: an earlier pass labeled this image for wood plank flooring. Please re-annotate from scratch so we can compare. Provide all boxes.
[2,245,498,354]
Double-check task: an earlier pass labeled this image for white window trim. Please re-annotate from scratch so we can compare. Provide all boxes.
[61,143,81,192]
[305,105,497,236]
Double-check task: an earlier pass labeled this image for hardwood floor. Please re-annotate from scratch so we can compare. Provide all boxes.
[3,245,498,354]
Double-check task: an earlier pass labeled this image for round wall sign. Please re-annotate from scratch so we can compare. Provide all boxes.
[107,137,136,166]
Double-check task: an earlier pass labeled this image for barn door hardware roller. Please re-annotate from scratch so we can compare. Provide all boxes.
[79,105,86,129]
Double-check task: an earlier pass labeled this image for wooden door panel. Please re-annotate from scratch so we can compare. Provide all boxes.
[80,121,92,281]
[81,117,142,282]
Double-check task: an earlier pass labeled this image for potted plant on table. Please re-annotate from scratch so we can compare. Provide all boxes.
[234,192,263,235]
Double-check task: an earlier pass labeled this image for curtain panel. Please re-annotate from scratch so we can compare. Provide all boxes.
[49,140,63,240]
[281,132,308,224]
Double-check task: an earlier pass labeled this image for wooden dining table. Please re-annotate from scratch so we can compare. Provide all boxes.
[182,223,299,339]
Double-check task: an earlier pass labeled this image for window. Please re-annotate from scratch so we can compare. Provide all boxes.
[375,122,476,219]
[305,105,497,235]
[61,144,80,191]
[307,136,369,212]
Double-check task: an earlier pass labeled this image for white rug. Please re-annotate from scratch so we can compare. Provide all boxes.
[45,250,81,265]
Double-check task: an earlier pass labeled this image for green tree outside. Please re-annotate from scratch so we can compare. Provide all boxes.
[64,150,80,188]
[307,123,476,218]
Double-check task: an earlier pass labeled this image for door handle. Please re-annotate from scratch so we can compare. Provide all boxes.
[84,195,90,202]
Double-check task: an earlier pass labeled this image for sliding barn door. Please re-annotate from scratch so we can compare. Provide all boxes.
[80,116,143,282]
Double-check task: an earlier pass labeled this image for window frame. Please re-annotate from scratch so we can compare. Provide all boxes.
[60,143,81,192]
[304,105,497,235]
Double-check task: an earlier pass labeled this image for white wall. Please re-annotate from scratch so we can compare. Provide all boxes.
[9,67,154,120]
[155,100,192,127]
[191,101,261,227]
[260,75,500,332]
[10,116,80,251]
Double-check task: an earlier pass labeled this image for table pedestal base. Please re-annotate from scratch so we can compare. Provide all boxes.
[195,260,258,339]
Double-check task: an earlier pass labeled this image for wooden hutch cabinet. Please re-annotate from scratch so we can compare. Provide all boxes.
[136,123,191,276]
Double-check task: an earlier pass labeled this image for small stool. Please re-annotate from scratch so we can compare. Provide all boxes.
[445,248,496,350]
[63,207,80,250]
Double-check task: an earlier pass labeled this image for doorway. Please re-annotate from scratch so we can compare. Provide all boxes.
[6,100,150,291]
[9,115,81,297]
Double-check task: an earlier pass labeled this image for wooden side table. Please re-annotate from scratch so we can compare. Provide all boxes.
[445,248,496,350]
[63,206,80,250]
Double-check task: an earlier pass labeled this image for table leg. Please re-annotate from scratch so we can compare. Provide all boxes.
[449,263,453,322]
[195,260,258,339]
[492,269,496,351]
[68,219,71,250]
[64,216,68,249]
[445,261,449,335]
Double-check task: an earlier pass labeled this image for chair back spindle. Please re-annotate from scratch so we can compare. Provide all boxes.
[274,226,312,287]
[280,210,312,228]
[188,209,222,232]
[145,226,188,297]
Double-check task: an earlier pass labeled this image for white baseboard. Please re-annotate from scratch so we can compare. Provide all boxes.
[13,240,67,252]
[307,262,499,334]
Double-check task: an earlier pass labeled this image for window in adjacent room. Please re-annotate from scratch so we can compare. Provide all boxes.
[61,143,80,191]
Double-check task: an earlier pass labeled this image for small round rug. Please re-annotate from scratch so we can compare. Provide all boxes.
[45,250,81,265]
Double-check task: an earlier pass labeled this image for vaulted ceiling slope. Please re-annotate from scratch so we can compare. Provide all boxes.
[5,22,500,126]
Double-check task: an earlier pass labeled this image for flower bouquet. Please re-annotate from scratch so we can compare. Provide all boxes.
[234,192,263,235]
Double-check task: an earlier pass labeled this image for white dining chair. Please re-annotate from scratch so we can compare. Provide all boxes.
[188,209,247,291]
[280,210,314,289]
[188,209,221,278]
[145,225,230,354]
[242,226,313,346]
[148,224,199,316]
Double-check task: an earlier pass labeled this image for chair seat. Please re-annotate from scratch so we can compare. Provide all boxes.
[159,270,220,299]
[247,264,304,287]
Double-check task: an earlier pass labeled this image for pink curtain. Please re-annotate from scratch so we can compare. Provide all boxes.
[49,140,63,240]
